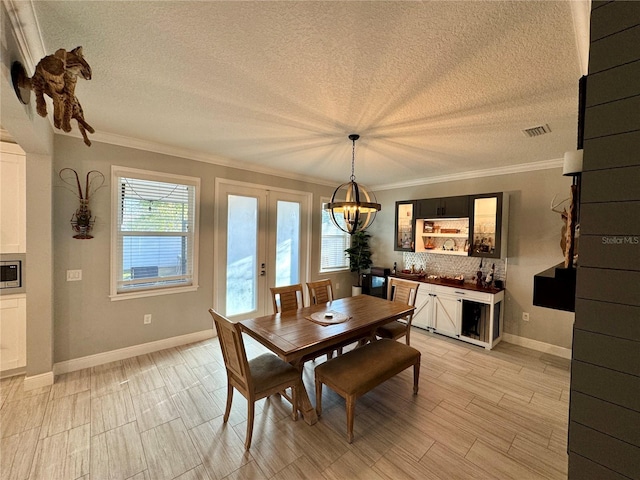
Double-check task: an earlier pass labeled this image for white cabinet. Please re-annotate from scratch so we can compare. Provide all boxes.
[456,288,504,349]
[412,286,435,329]
[413,283,461,337]
[0,142,26,253]
[0,294,27,372]
[432,289,461,338]
[412,284,461,338]
[408,280,504,350]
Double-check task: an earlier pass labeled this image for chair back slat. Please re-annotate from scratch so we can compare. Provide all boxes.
[380,277,421,344]
[388,277,419,309]
[209,309,251,390]
[270,284,304,313]
[307,279,333,305]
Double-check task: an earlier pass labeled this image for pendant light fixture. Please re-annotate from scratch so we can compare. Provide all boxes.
[324,134,381,234]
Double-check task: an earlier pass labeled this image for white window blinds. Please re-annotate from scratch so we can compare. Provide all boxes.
[112,167,199,296]
[320,203,350,272]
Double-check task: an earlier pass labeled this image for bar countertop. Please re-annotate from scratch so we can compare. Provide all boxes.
[393,273,504,295]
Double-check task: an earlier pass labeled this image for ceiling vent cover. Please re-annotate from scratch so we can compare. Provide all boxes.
[522,124,551,138]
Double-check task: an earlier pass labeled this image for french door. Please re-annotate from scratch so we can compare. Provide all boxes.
[214,179,311,319]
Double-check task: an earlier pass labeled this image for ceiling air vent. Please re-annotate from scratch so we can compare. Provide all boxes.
[522,124,551,138]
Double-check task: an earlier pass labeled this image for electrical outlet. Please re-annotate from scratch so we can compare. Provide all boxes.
[336,282,340,290]
[66,269,82,281]
[522,312,530,322]
[144,314,152,325]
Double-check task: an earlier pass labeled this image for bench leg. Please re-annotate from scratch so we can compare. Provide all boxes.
[413,360,420,395]
[346,395,355,443]
[315,379,323,416]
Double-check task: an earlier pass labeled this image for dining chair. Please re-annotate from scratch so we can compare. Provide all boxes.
[209,309,301,450]
[306,279,343,358]
[270,283,304,313]
[375,277,420,345]
[306,279,333,305]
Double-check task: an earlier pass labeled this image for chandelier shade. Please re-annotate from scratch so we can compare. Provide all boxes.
[324,134,381,234]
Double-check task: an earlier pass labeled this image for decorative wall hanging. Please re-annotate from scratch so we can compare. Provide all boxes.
[59,168,105,239]
[11,46,95,146]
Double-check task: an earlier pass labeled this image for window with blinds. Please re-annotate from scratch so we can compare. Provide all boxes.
[111,167,199,298]
[320,201,350,272]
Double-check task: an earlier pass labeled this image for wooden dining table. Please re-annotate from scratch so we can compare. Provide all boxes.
[239,294,415,425]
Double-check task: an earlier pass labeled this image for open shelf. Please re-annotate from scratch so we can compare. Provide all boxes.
[422,233,468,238]
[419,248,468,256]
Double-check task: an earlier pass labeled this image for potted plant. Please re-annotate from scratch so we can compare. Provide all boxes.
[345,230,373,296]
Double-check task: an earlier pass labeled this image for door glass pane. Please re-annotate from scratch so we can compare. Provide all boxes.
[226,195,258,316]
[275,200,300,287]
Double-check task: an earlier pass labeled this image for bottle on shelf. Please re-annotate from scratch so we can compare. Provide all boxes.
[485,263,495,287]
[475,258,484,288]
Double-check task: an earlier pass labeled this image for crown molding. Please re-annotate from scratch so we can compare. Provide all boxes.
[370,158,564,191]
[60,130,563,193]
[3,0,45,73]
[569,0,591,76]
[58,130,338,188]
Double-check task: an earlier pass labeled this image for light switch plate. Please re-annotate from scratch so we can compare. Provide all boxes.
[66,270,82,281]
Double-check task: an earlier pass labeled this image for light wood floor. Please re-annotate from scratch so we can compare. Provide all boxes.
[0,328,570,480]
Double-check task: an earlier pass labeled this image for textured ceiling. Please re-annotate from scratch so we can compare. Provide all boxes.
[19,1,587,188]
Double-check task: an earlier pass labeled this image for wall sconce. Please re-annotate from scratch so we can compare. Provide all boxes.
[563,149,583,176]
[59,168,105,239]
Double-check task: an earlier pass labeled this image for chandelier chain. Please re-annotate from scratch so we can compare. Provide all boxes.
[350,139,356,182]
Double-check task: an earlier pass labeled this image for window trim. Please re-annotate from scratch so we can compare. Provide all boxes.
[319,196,350,274]
[110,166,200,301]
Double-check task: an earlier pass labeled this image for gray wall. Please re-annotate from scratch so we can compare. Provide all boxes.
[2,0,55,378]
[52,135,577,363]
[369,168,576,349]
[568,1,640,478]
[3,0,578,371]
[25,153,54,376]
[52,135,352,363]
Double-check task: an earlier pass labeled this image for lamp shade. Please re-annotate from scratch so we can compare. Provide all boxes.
[563,149,583,175]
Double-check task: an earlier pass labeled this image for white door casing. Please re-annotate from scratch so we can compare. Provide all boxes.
[214,179,311,320]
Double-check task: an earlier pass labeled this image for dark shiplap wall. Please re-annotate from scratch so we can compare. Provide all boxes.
[569,1,640,479]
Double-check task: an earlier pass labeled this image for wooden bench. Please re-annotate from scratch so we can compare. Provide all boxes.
[314,338,421,443]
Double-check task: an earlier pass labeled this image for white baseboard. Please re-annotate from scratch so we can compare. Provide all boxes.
[54,329,215,375]
[502,333,572,360]
[0,366,26,380]
[24,371,55,390]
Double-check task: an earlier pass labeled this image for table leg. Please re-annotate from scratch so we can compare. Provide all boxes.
[292,360,318,425]
[298,385,319,425]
